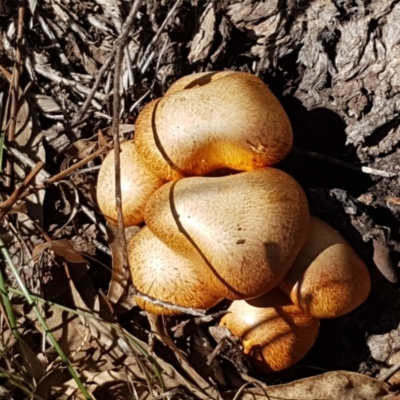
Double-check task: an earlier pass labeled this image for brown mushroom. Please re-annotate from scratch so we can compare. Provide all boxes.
[96,141,164,227]
[135,71,293,181]
[128,226,222,316]
[219,289,319,372]
[144,168,310,300]
[279,216,371,318]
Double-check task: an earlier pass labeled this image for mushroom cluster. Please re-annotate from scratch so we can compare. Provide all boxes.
[97,71,371,372]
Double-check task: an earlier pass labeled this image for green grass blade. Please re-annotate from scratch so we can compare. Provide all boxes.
[7,286,166,390]
[0,239,93,400]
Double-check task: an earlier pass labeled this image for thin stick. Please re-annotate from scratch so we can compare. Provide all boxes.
[292,147,397,178]
[77,55,113,120]
[0,161,43,221]
[137,0,181,72]
[34,65,107,101]
[5,0,25,187]
[77,0,143,122]
[110,0,143,300]
[0,146,109,206]
[44,147,108,186]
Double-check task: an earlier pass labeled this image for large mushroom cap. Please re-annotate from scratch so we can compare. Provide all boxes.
[128,226,222,316]
[144,168,310,300]
[279,216,371,318]
[135,71,293,181]
[219,289,320,372]
[96,141,164,227]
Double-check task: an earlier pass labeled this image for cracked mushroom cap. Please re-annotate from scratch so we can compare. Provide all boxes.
[134,71,293,181]
[279,216,371,318]
[219,289,319,372]
[144,168,310,300]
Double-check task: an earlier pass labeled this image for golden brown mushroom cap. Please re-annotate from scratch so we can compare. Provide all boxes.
[135,71,293,181]
[128,226,222,316]
[279,216,371,318]
[96,141,164,227]
[144,168,310,300]
[219,289,319,372]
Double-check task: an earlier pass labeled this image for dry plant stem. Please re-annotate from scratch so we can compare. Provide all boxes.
[137,0,181,72]
[0,161,43,221]
[78,0,142,121]
[112,32,129,293]
[110,0,142,301]
[34,65,106,101]
[292,147,397,178]
[135,291,206,316]
[0,146,108,207]
[44,147,109,186]
[77,55,113,120]
[129,39,168,112]
[5,0,25,187]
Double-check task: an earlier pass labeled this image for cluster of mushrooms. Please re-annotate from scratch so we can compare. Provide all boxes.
[96,71,372,373]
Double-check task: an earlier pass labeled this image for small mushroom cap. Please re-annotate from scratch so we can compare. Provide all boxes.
[128,226,222,316]
[219,289,319,372]
[144,168,310,300]
[135,71,293,181]
[96,141,164,227]
[279,216,371,318]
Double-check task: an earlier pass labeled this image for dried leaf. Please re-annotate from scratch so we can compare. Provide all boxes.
[63,137,99,160]
[32,239,89,298]
[226,371,390,400]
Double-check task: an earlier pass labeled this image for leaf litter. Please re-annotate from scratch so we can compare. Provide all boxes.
[0,0,400,399]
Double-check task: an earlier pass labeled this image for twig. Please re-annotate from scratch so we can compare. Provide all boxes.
[2,144,108,237]
[110,0,143,302]
[34,65,107,101]
[5,0,25,187]
[134,291,206,317]
[77,0,143,122]
[0,161,43,221]
[1,146,109,205]
[292,147,397,178]
[77,55,113,121]
[137,0,181,72]
[44,147,109,186]
[37,15,75,78]
[129,38,168,113]
[3,143,49,180]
